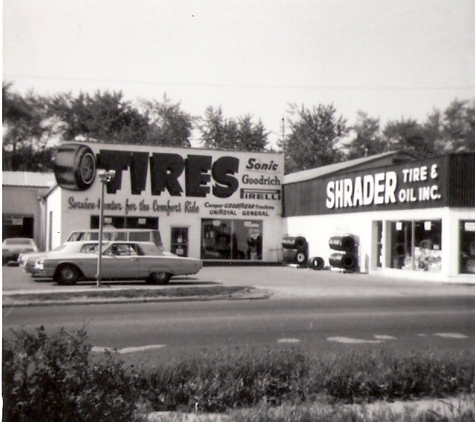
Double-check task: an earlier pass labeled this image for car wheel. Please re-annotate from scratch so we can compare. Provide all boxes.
[57,265,80,285]
[148,272,171,285]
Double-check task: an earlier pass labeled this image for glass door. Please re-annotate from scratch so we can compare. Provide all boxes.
[171,227,188,257]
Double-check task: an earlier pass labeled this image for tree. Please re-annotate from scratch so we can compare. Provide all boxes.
[2,82,55,171]
[47,90,150,144]
[345,111,388,159]
[440,99,475,152]
[280,103,348,174]
[422,109,446,155]
[197,106,269,152]
[236,115,269,152]
[140,95,194,147]
[383,118,435,158]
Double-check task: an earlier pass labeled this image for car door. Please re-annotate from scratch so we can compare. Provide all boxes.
[100,243,140,279]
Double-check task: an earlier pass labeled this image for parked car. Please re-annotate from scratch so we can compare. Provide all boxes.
[67,228,163,251]
[2,238,38,266]
[20,242,86,275]
[35,241,202,285]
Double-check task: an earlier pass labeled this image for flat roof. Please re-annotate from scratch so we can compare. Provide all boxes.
[283,151,415,185]
[2,171,56,188]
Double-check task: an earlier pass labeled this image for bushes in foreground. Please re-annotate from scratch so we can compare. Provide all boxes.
[3,326,475,420]
[2,327,140,422]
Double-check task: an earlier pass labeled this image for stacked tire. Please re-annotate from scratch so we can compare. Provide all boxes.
[282,236,308,267]
[329,235,357,272]
[307,256,325,270]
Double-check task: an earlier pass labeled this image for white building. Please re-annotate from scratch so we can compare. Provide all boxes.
[2,171,56,250]
[282,151,475,283]
[45,142,284,263]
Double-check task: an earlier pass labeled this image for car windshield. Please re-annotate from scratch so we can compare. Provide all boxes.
[4,239,32,245]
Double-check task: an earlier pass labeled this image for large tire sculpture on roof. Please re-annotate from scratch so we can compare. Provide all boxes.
[54,143,96,191]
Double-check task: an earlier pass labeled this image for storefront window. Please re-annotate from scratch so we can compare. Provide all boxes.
[390,220,442,272]
[90,216,158,230]
[171,227,188,257]
[201,219,263,260]
[460,221,475,274]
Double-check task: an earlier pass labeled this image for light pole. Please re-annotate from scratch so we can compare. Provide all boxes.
[96,170,115,287]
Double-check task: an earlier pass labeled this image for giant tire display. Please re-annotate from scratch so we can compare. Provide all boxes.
[329,253,356,270]
[282,236,308,250]
[54,143,96,191]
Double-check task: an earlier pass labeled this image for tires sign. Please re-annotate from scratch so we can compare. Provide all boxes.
[53,142,284,219]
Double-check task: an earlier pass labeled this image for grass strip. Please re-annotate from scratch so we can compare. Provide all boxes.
[143,346,475,413]
[6,285,254,302]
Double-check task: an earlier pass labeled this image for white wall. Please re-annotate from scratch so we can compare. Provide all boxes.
[46,187,63,250]
[284,207,475,283]
[48,188,284,261]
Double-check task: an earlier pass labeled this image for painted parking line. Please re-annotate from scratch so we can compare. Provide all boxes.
[327,334,398,344]
[92,344,167,354]
[374,335,397,340]
[327,337,383,344]
[433,333,469,339]
[416,333,469,339]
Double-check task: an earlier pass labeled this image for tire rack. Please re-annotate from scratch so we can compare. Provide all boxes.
[282,236,308,268]
[328,235,358,273]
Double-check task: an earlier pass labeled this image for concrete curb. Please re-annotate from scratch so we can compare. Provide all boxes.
[2,287,272,308]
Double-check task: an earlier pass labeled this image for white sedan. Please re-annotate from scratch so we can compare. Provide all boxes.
[21,242,84,275]
[36,241,203,285]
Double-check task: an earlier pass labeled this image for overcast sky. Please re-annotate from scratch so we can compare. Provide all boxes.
[3,0,475,146]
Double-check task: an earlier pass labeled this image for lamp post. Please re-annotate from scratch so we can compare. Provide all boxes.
[96,170,115,287]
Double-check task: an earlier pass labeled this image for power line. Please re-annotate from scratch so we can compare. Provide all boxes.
[4,74,474,91]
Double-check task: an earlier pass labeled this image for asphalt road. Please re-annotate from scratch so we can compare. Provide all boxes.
[3,265,475,363]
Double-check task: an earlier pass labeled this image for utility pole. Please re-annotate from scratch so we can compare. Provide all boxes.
[96,170,115,287]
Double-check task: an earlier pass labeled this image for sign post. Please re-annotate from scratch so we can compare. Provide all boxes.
[95,170,115,287]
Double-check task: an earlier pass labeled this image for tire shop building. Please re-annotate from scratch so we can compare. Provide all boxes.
[3,145,474,283]
[282,151,475,283]
[44,142,285,262]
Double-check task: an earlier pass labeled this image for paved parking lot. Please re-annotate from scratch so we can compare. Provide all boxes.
[3,264,475,299]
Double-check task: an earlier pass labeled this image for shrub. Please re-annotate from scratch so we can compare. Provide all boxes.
[2,326,141,422]
[144,347,309,412]
[143,347,475,413]
[311,349,475,403]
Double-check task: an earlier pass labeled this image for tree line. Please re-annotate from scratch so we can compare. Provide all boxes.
[3,81,474,174]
